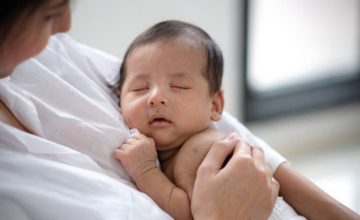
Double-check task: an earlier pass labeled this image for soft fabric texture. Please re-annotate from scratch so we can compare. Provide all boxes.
[0,34,131,184]
[0,123,171,220]
[0,34,292,219]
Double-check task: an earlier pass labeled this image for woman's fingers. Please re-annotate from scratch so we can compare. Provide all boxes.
[251,146,280,205]
[198,133,238,175]
[233,138,252,156]
[251,146,265,162]
[251,146,268,173]
[192,133,279,220]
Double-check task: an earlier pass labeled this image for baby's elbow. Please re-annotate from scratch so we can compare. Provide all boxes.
[170,188,193,220]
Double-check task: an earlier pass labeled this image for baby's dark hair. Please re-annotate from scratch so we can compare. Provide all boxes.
[117,20,224,95]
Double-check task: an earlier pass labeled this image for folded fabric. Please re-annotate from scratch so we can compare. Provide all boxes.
[0,34,132,183]
[0,123,171,220]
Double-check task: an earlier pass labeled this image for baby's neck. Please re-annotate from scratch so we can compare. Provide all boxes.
[156,136,190,167]
[158,146,180,166]
[157,146,181,181]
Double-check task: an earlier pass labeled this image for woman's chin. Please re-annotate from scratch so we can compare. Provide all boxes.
[0,68,13,78]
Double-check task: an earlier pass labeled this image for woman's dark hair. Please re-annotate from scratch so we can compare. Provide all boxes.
[0,0,45,42]
[117,20,224,95]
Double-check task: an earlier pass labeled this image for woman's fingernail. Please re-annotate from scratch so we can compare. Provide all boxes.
[224,133,237,142]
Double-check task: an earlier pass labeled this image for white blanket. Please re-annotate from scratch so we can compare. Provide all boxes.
[0,34,286,219]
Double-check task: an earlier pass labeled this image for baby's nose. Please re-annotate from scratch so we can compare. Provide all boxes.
[147,88,168,107]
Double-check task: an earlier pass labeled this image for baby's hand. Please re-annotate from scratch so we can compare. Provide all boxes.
[114,133,158,181]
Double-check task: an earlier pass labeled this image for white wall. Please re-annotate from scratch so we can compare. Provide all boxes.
[248,102,360,157]
[69,0,243,118]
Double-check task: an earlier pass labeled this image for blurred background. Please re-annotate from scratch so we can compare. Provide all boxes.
[69,0,360,213]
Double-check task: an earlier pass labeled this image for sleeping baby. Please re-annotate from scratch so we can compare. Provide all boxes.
[114,20,305,220]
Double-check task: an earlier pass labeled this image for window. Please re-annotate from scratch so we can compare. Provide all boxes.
[242,0,360,122]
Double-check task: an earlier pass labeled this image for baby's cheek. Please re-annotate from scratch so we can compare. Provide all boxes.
[123,115,133,128]
[123,109,141,129]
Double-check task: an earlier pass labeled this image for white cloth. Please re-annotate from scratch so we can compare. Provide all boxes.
[0,123,170,220]
[270,197,307,220]
[0,33,290,219]
[0,34,132,184]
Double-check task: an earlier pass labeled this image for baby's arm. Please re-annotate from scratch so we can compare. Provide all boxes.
[274,162,360,219]
[172,128,225,198]
[113,133,192,220]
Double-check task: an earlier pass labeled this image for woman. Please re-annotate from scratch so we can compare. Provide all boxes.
[0,1,279,219]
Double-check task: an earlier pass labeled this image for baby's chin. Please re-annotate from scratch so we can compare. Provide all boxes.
[153,136,187,152]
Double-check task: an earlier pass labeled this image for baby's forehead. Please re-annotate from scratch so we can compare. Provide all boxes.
[127,39,207,67]
[138,36,206,53]
[124,37,208,78]
[133,71,196,80]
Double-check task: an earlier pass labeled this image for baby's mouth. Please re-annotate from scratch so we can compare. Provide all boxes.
[149,116,172,126]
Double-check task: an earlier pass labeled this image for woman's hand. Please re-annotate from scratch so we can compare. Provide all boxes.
[113,133,158,181]
[191,133,279,220]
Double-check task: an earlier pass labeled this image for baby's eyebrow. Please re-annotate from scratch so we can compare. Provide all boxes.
[130,74,150,81]
[170,72,194,80]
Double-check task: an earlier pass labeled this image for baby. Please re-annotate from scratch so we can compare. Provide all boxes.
[114,20,304,220]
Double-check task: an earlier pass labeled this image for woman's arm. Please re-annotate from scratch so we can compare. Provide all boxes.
[275,162,360,219]
[114,133,192,220]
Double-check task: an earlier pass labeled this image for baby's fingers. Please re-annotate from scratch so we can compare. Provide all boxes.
[131,132,149,141]
[118,143,133,151]
[113,148,125,160]
[123,137,137,145]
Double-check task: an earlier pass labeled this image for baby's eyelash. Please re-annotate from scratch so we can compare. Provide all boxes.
[132,87,148,92]
[171,85,190,89]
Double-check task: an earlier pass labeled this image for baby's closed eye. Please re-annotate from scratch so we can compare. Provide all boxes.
[170,84,190,90]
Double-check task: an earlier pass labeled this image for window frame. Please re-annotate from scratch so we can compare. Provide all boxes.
[242,0,360,122]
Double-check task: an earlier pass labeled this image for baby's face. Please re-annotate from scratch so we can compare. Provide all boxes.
[120,41,219,151]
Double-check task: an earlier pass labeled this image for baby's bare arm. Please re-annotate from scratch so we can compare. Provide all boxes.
[114,133,192,220]
[133,167,192,220]
[173,128,225,198]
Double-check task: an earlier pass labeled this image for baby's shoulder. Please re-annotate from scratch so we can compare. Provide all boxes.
[187,127,225,144]
[180,128,226,158]
[171,128,226,184]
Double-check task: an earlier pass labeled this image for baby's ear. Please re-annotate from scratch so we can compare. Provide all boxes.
[211,90,224,121]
